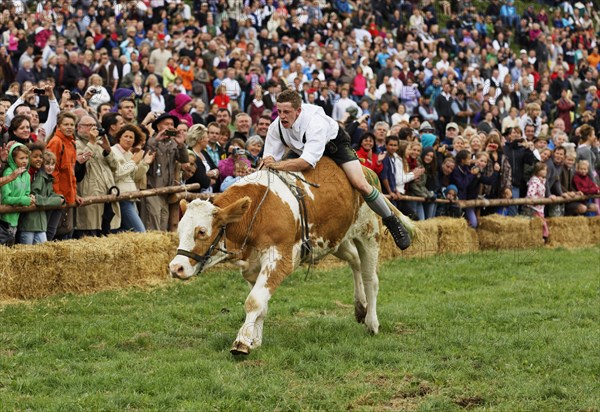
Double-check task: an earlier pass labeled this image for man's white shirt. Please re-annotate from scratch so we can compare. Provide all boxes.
[264,104,339,168]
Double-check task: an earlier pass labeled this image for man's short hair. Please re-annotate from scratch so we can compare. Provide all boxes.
[276,89,302,109]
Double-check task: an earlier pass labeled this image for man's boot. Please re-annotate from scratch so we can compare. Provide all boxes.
[382,214,411,250]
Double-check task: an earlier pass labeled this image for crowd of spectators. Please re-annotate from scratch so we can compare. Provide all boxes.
[0,0,600,246]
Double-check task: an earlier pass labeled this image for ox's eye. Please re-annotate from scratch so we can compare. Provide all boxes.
[194,227,208,239]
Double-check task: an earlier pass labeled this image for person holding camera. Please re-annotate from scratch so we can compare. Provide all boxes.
[85,74,111,113]
[503,126,536,216]
[218,138,252,183]
[4,85,59,142]
[73,115,121,237]
[141,113,189,231]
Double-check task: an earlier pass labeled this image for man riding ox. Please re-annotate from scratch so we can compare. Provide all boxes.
[169,90,415,354]
[262,89,411,250]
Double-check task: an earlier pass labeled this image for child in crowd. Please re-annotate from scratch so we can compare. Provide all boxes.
[212,85,231,110]
[436,184,463,218]
[0,143,34,246]
[525,162,550,240]
[450,150,498,228]
[18,147,65,244]
[220,160,251,191]
[572,160,600,216]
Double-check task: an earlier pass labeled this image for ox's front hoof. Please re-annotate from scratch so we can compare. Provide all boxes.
[230,341,251,355]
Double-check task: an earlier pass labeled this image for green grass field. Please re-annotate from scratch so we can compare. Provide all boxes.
[0,247,598,411]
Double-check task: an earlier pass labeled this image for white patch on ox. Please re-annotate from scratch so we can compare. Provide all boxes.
[235,170,300,223]
[170,200,218,278]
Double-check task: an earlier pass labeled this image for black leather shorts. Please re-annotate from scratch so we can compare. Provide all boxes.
[324,127,358,165]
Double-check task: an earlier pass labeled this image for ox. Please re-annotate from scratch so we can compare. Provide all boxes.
[169,157,415,355]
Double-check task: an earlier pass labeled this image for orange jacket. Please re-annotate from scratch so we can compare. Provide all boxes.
[46,129,77,204]
[176,66,194,91]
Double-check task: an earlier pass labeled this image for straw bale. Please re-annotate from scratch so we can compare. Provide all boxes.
[436,217,479,254]
[387,219,438,260]
[478,215,544,250]
[588,217,600,245]
[0,231,179,300]
[546,217,592,248]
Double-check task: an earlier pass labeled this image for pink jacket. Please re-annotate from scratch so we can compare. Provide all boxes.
[526,175,546,214]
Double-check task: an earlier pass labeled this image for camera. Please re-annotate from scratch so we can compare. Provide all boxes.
[166,129,178,137]
[93,88,102,94]
[33,88,45,95]
[97,127,106,136]
[70,93,81,101]
[232,147,246,156]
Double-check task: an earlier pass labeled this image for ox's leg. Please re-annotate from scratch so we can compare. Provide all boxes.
[231,246,293,355]
[355,239,380,335]
[333,241,367,324]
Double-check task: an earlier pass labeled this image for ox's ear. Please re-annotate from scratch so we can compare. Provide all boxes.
[216,197,252,225]
[180,199,188,214]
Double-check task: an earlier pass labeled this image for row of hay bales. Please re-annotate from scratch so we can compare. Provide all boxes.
[1,216,599,301]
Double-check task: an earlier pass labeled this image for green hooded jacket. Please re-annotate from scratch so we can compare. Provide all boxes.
[19,170,64,232]
[1,143,31,227]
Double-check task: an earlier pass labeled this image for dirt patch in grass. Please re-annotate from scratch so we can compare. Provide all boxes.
[454,395,486,408]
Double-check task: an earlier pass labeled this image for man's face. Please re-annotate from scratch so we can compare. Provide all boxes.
[0,106,5,126]
[119,101,135,121]
[207,125,221,144]
[236,116,251,133]
[77,116,97,138]
[524,126,535,141]
[276,102,301,129]
[385,140,398,155]
[553,149,565,164]
[98,104,111,120]
[157,118,174,132]
[445,127,458,139]
[410,117,420,129]
[15,106,32,120]
[374,125,387,141]
[256,118,270,137]
[534,139,547,151]
[217,111,231,126]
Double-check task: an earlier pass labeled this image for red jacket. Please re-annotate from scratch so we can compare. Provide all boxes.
[46,129,77,204]
[356,147,384,175]
[573,173,600,195]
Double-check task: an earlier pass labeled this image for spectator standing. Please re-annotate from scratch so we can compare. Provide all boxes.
[46,112,83,240]
[74,115,121,237]
[0,143,32,246]
[142,114,188,231]
[18,145,64,244]
[111,125,155,232]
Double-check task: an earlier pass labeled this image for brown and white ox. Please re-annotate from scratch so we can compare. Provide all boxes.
[169,157,413,355]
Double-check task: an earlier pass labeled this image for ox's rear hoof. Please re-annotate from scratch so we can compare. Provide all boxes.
[230,341,251,355]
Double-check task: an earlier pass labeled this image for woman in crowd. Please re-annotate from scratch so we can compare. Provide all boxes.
[186,124,218,193]
[111,124,155,232]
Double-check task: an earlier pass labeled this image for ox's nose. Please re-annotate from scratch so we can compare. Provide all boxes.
[170,263,185,279]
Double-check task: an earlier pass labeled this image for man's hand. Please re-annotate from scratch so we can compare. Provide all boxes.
[261,155,277,169]
[76,151,93,164]
[173,128,186,146]
[502,188,512,199]
[60,90,71,109]
[44,84,56,100]
[76,196,84,205]
[21,86,35,101]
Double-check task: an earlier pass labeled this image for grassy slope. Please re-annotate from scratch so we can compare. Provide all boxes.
[0,247,598,411]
